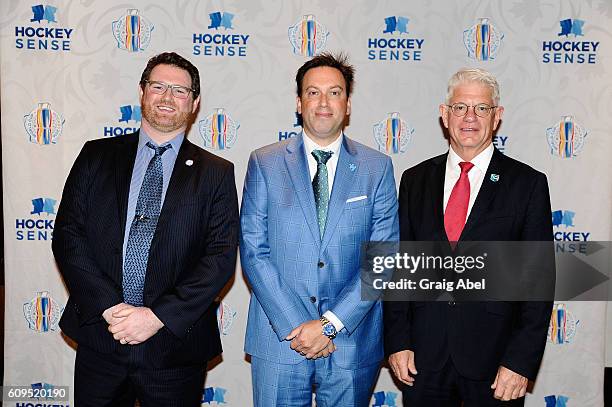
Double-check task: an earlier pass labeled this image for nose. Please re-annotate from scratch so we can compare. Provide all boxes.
[160,88,173,102]
[463,106,477,121]
[319,93,328,107]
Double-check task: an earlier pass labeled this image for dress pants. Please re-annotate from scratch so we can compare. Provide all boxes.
[74,344,206,407]
[251,355,380,407]
[403,358,525,407]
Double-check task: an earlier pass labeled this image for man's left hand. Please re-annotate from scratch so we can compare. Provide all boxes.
[286,320,331,359]
[108,307,164,345]
[102,302,134,325]
[491,366,528,401]
[311,340,336,360]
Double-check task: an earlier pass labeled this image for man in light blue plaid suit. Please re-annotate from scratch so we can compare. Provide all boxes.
[240,53,399,406]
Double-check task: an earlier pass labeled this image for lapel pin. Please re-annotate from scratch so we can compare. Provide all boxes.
[349,163,357,172]
[490,174,500,182]
[185,159,193,166]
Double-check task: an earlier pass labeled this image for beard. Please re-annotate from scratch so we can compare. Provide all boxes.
[141,102,192,133]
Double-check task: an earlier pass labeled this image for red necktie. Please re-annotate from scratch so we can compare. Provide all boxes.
[444,161,474,242]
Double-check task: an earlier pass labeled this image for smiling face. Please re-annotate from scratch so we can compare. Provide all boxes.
[440,81,504,161]
[296,66,351,147]
[140,63,200,143]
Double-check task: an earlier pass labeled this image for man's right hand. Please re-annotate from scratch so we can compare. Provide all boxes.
[286,320,331,359]
[389,350,418,386]
[102,303,134,326]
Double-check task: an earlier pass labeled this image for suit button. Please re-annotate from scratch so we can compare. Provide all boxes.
[310,296,317,303]
[448,301,456,306]
[318,261,324,268]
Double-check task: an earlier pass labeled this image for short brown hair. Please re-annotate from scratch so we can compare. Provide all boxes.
[295,52,355,97]
[140,52,200,98]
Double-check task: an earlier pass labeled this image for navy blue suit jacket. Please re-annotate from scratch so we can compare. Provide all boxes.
[53,131,239,368]
[384,148,553,381]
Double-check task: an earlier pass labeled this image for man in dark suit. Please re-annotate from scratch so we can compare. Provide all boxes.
[384,68,553,406]
[52,52,239,407]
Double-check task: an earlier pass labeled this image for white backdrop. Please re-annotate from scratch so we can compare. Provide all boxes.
[2,1,611,406]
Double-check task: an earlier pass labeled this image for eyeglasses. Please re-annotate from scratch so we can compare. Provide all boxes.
[446,103,497,118]
[144,80,194,99]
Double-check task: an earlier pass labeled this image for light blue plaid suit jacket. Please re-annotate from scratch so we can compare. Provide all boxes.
[240,134,399,369]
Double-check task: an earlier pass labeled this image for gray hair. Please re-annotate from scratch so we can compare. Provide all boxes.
[445,68,500,105]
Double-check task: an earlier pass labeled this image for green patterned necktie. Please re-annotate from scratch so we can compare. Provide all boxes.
[311,149,333,238]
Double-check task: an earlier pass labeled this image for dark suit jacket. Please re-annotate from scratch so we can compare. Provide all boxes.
[52,131,239,368]
[384,147,553,381]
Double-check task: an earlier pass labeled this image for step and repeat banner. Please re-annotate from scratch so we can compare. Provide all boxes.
[2,1,612,406]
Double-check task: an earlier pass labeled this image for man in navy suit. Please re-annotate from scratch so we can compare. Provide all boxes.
[53,52,238,407]
[240,53,399,406]
[384,68,553,406]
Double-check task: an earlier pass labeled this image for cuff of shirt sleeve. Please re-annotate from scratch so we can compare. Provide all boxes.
[323,311,345,332]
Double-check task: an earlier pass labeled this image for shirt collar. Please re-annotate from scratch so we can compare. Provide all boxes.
[302,130,343,158]
[447,143,494,174]
[138,128,184,154]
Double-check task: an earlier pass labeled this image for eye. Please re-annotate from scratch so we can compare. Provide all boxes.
[174,87,189,96]
[453,104,467,113]
[150,82,165,91]
[330,90,341,96]
[476,104,489,113]
[307,90,319,96]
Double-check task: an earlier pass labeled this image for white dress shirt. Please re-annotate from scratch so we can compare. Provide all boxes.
[443,143,494,220]
[302,131,345,332]
[303,130,343,195]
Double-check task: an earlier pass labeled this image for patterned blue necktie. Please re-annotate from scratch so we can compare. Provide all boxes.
[312,150,333,239]
[123,142,171,306]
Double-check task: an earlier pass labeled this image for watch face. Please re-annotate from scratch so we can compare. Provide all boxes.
[323,323,336,336]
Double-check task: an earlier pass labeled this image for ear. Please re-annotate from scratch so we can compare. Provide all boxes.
[296,96,302,114]
[192,95,201,114]
[346,97,352,116]
[439,104,449,128]
[139,83,144,100]
[493,105,504,130]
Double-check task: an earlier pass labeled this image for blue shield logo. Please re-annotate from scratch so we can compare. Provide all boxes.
[31,5,57,23]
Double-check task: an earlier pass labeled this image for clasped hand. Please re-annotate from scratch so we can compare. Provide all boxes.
[286,320,336,359]
[103,303,164,345]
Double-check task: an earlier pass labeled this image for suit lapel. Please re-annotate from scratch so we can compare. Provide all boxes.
[430,154,448,241]
[156,138,199,230]
[284,135,321,245]
[461,148,504,239]
[115,132,139,241]
[321,137,358,251]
